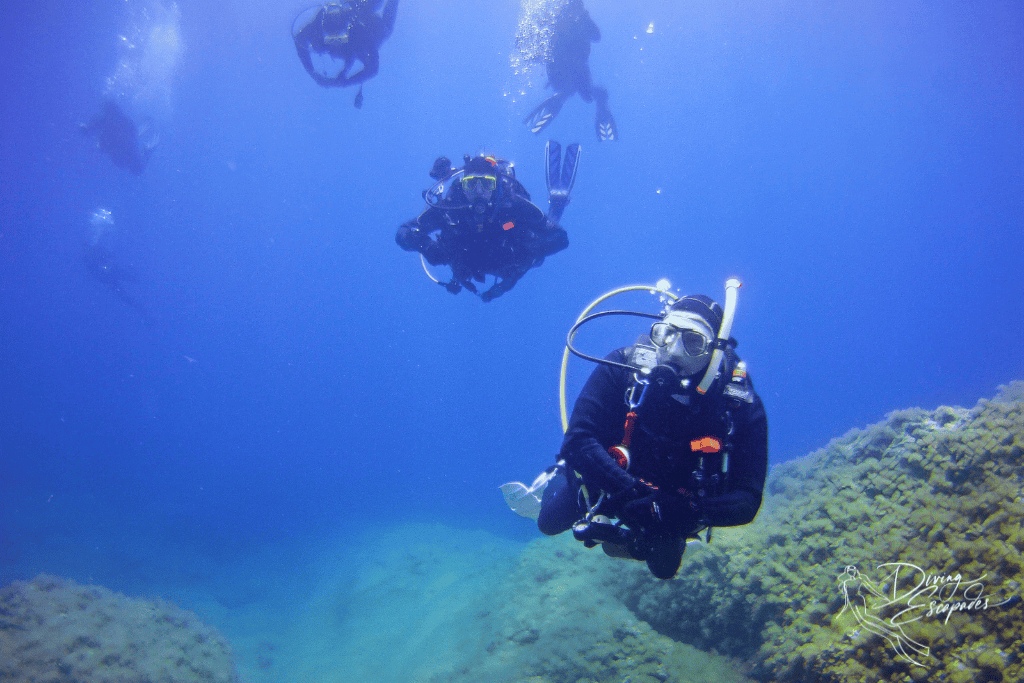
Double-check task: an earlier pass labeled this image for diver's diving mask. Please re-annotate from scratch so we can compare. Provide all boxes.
[651,312,714,376]
[322,3,351,44]
[461,174,498,195]
[651,322,711,356]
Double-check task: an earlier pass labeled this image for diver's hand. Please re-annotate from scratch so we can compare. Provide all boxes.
[445,281,462,294]
[480,289,497,303]
[655,490,701,535]
[614,479,660,530]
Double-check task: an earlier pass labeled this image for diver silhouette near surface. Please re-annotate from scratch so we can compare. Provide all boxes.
[395,142,579,302]
[292,0,399,108]
[522,0,617,141]
[80,100,157,175]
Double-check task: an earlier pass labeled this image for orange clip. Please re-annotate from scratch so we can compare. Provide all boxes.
[690,436,721,453]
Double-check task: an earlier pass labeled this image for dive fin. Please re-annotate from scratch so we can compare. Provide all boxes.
[546,140,580,223]
[560,143,581,194]
[500,482,542,519]
[545,140,561,197]
[500,465,560,520]
[354,85,364,109]
[594,88,617,141]
[595,108,617,141]
[524,93,568,135]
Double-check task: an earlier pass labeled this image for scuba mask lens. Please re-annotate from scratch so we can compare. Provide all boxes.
[322,5,349,44]
[650,323,710,357]
[649,322,672,347]
[461,174,497,195]
[679,329,711,356]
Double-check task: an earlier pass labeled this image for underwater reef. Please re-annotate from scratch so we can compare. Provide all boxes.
[0,574,238,683]
[448,381,1023,683]
[2,383,1020,683]
[608,380,1024,683]
[433,532,758,683]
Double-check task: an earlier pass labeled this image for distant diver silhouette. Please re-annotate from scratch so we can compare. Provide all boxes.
[522,0,617,141]
[83,242,152,324]
[80,100,157,175]
[292,0,399,108]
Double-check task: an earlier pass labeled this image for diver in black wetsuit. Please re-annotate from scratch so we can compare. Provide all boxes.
[503,284,768,579]
[83,242,151,323]
[292,0,399,108]
[396,143,579,302]
[80,100,156,175]
[523,0,617,141]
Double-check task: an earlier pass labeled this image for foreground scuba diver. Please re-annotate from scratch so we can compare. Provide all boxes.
[522,0,617,141]
[80,100,157,175]
[292,0,399,108]
[395,141,578,302]
[502,281,768,579]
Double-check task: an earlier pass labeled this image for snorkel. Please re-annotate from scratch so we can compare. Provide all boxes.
[696,278,742,395]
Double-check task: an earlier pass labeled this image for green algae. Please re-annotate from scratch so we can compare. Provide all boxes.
[608,381,1024,683]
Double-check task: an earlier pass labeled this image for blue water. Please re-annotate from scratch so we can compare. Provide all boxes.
[1,0,1022,673]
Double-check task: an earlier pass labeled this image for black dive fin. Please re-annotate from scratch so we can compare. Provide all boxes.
[525,93,568,135]
[546,140,580,223]
[545,140,561,197]
[594,88,617,141]
[595,106,617,141]
[560,143,581,194]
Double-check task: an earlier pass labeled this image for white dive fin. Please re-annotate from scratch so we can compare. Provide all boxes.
[500,466,560,520]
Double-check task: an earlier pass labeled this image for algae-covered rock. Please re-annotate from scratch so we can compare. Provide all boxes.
[0,574,238,683]
[607,381,1024,683]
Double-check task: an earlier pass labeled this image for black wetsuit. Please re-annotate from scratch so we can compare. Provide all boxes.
[80,100,153,175]
[547,0,601,100]
[525,0,617,140]
[539,346,769,544]
[83,243,151,323]
[293,1,398,91]
[396,186,568,302]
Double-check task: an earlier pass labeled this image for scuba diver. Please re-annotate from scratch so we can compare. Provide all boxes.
[291,0,399,108]
[523,0,617,141]
[79,100,157,175]
[501,281,768,579]
[81,208,151,324]
[395,141,579,302]
[82,242,151,324]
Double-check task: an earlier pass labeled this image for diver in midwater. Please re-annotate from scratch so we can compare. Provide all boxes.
[502,282,768,579]
[80,100,157,175]
[523,0,617,141]
[395,142,578,302]
[292,0,399,108]
[82,209,151,323]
